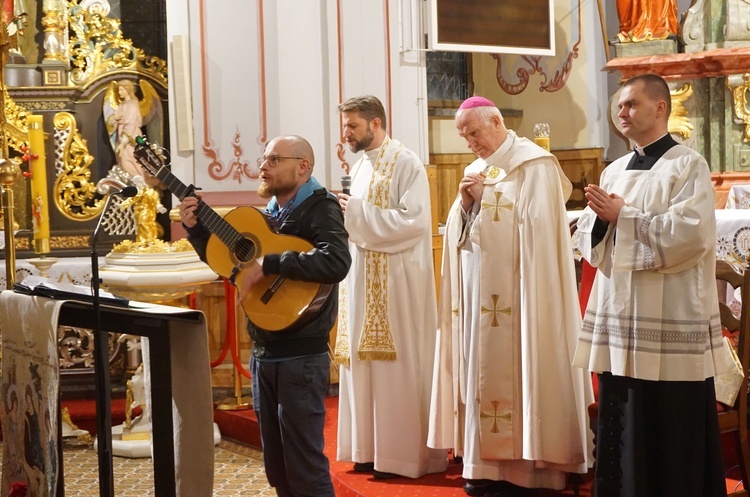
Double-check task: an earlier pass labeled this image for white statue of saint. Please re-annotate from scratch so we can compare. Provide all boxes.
[124,364,151,438]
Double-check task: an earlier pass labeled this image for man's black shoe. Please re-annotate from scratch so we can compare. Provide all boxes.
[486,481,534,497]
[352,462,374,473]
[463,479,497,496]
[373,470,400,480]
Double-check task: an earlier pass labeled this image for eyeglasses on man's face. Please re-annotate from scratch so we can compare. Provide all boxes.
[256,155,304,168]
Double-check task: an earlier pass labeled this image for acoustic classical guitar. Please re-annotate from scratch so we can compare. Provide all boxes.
[133,136,331,332]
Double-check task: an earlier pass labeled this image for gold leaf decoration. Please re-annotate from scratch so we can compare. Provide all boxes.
[53,112,104,221]
[668,84,695,140]
[67,0,168,89]
[727,74,750,143]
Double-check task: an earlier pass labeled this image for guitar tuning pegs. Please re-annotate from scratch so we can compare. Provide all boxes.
[135,135,147,146]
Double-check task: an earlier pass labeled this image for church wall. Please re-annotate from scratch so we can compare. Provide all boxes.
[430,0,610,155]
[164,0,427,202]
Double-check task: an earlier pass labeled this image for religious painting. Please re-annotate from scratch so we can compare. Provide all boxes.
[1,308,60,497]
[427,0,554,56]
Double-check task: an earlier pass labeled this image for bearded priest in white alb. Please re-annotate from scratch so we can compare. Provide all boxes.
[428,96,593,496]
[334,95,448,479]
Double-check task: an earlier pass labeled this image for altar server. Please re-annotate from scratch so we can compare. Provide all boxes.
[574,73,730,497]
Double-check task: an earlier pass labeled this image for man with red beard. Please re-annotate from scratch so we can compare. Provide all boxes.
[179,135,351,497]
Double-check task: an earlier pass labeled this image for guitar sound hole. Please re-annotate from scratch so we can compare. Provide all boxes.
[234,238,256,263]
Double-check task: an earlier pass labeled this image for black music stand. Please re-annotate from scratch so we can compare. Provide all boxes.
[57,300,205,497]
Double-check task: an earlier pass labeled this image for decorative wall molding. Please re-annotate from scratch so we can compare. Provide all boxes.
[490,0,581,95]
[200,0,259,183]
[335,0,394,173]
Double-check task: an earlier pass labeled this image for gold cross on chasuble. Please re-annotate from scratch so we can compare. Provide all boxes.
[481,294,511,327]
[480,400,512,433]
[481,191,514,222]
[485,166,501,179]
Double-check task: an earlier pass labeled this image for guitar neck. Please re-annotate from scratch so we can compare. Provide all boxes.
[154,167,244,250]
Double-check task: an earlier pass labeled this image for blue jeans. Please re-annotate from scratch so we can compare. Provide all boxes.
[250,353,334,497]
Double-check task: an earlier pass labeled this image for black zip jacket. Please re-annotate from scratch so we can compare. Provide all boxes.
[185,187,351,359]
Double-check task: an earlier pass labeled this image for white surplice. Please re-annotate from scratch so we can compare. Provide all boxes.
[336,137,448,478]
[573,144,731,381]
[428,132,594,489]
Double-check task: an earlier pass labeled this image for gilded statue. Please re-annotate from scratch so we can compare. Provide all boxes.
[118,176,165,245]
[617,0,678,43]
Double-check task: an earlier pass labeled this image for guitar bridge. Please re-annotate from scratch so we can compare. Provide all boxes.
[260,276,285,304]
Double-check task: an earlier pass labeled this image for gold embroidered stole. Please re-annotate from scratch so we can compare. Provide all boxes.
[334,278,351,366]
[476,173,520,460]
[333,138,403,364]
[357,138,401,361]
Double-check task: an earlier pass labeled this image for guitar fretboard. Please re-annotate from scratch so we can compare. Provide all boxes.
[155,165,246,251]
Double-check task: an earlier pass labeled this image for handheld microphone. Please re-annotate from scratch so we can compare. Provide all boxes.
[341,175,352,195]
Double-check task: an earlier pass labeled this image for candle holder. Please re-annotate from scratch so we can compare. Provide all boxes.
[534,122,551,152]
[0,156,22,289]
[26,256,59,278]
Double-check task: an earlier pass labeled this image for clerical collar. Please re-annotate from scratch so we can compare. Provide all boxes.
[364,136,389,162]
[482,130,515,169]
[633,133,674,157]
[626,133,678,171]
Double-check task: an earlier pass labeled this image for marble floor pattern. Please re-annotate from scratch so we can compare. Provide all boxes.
[0,439,275,496]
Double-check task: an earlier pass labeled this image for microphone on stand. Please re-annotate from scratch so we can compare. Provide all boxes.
[92,186,138,245]
[89,184,138,497]
[341,175,352,195]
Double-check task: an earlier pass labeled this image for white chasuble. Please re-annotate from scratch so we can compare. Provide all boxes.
[429,132,593,485]
[336,137,448,478]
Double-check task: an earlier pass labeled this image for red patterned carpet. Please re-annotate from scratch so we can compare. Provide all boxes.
[215,396,594,497]
[214,395,748,497]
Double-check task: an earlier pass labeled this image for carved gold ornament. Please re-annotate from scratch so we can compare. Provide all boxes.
[52,112,104,220]
[668,84,695,140]
[67,0,168,88]
[727,73,750,143]
[2,89,31,154]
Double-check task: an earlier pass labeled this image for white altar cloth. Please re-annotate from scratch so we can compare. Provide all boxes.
[0,292,215,497]
[0,257,94,290]
[725,184,750,210]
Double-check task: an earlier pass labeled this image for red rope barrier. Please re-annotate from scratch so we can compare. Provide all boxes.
[208,278,251,379]
[209,279,232,367]
[227,283,251,378]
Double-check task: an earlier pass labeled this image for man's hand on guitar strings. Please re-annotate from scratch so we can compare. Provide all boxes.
[235,259,265,302]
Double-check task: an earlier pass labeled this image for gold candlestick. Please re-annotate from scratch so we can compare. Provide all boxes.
[0,156,21,289]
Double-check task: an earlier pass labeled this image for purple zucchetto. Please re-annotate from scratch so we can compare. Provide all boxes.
[458,96,496,110]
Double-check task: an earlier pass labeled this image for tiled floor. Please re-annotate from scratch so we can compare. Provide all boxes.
[1,439,275,497]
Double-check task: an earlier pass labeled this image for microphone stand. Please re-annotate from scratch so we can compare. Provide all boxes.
[90,233,114,497]
[90,186,137,497]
